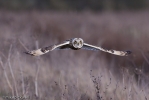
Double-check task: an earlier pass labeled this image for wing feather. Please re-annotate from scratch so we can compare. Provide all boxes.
[83,43,131,56]
[25,41,70,56]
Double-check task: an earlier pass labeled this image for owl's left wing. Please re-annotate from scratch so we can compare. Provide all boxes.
[82,43,131,56]
[25,41,70,56]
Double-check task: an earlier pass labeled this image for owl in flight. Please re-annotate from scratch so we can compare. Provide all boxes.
[25,38,131,56]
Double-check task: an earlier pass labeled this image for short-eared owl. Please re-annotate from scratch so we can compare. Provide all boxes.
[25,38,131,56]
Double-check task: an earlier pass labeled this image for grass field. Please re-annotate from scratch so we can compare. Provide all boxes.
[0,10,149,100]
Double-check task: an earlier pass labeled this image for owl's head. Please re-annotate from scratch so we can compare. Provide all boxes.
[72,38,84,49]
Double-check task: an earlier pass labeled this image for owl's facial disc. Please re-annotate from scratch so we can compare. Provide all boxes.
[72,38,84,49]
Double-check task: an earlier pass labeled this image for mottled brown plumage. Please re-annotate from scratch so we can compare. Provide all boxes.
[25,38,131,56]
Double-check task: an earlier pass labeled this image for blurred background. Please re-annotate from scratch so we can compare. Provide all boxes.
[0,0,149,11]
[0,0,149,100]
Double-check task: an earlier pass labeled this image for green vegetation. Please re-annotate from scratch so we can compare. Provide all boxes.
[0,0,149,11]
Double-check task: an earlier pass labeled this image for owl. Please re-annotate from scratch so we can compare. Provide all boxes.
[25,38,131,56]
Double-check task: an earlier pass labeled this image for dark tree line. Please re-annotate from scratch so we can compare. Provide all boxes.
[0,0,148,11]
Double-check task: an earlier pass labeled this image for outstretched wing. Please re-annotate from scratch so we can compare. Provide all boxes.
[82,43,131,56]
[25,41,70,56]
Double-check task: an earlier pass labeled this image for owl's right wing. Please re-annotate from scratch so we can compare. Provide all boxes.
[25,41,70,56]
[82,43,131,56]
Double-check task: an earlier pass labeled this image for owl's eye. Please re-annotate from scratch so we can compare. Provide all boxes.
[80,41,82,44]
[74,41,77,44]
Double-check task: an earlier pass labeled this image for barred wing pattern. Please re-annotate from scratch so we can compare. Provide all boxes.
[25,38,131,56]
[25,41,70,56]
[82,43,131,56]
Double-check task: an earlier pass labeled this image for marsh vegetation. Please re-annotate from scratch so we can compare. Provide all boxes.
[0,11,149,100]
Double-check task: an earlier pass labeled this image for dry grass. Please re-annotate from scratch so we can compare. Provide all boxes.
[0,10,149,100]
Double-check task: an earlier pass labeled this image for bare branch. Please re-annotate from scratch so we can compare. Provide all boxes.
[0,57,14,96]
[35,40,40,97]
[17,52,25,95]
[18,39,29,51]
[8,44,19,97]
[0,51,7,60]
[141,51,149,65]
